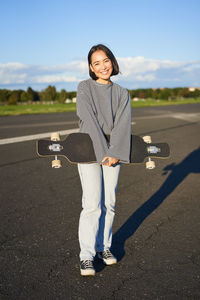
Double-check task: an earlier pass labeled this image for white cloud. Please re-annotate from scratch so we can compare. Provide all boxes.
[117,56,160,76]
[32,75,79,83]
[33,61,88,75]
[0,72,27,84]
[117,56,188,77]
[0,62,29,84]
[65,61,88,74]
[0,57,200,90]
[135,74,156,82]
[0,62,29,71]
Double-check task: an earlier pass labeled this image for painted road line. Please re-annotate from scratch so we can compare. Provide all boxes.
[171,113,200,122]
[0,120,78,129]
[133,114,174,120]
[134,113,200,122]
[0,128,79,145]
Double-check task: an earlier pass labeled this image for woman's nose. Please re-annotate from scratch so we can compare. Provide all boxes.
[100,62,106,70]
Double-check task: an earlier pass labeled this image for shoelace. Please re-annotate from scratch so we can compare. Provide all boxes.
[82,260,93,268]
[103,250,113,258]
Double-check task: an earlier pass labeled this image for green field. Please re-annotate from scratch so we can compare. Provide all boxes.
[0,98,200,116]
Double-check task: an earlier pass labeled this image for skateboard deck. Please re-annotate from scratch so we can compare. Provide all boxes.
[36,133,170,168]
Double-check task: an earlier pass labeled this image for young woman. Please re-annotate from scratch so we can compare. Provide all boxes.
[76,44,132,276]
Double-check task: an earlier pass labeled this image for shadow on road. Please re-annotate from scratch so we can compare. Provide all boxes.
[111,147,200,261]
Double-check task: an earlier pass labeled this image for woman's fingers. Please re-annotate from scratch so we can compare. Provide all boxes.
[102,157,119,166]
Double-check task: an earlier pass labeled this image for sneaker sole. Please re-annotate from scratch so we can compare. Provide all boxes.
[80,269,95,276]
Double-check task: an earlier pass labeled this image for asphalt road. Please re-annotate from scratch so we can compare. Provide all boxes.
[0,104,200,300]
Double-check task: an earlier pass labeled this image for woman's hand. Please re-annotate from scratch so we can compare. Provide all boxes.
[102,156,119,167]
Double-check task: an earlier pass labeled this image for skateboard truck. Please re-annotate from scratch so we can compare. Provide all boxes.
[49,144,63,152]
[147,145,160,154]
[143,136,156,169]
[50,132,62,168]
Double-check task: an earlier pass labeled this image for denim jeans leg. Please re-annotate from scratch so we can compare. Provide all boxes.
[96,163,121,252]
[78,163,102,261]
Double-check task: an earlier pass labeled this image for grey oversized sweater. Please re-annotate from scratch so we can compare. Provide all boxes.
[76,79,132,163]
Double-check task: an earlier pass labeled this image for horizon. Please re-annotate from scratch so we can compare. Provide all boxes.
[1,85,200,93]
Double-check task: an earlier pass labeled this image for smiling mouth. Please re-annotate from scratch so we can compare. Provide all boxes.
[101,70,109,75]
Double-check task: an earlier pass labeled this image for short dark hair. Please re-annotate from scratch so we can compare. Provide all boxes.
[88,44,119,80]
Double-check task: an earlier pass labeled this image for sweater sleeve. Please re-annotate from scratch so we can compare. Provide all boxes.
[106,89,132,163]
[76,81,109,163]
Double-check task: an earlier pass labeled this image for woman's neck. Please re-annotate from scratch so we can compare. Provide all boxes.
[96,78,112,85]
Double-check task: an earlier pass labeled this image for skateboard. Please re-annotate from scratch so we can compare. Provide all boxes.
[36,132,170,170]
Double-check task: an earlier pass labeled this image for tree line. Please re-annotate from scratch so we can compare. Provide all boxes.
[0,86,76,105]
[129,87,200,100]
[0,85,200,105]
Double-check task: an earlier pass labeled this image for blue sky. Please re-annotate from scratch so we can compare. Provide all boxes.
[0,0,199,91]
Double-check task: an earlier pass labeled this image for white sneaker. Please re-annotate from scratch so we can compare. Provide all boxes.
[98,250,117,265]
[80,260,95,276]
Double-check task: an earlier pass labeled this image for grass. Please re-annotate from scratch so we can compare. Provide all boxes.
[0,98,200,116]
[132,97,200,108]
[0,103,76,116]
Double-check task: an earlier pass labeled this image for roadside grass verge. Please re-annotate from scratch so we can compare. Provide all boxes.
[0,103,76,116]
[132,98,200,108]
[0,98,200,116]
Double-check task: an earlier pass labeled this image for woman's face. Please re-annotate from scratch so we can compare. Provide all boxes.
[90,50,113,84]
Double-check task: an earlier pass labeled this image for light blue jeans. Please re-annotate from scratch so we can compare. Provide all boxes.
[78,162,121,261]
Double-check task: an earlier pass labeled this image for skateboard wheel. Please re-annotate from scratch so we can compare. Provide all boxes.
[146,160,155,169]
[51,132,60,141]
[143,136,152,143]
[52,159,62,168]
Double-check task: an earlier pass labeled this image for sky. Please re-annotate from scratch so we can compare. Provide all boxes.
[0,0,200,91]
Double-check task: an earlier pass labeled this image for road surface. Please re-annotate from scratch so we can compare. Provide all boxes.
[0,104,200,299]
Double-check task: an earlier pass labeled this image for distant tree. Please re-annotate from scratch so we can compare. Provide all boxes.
[187,89,200,98]
[0,92,7,103]
[8,91,20,105]
[128,89,135,99]
[178,88,190,98]
[192,89,200,98]
[133,89,139,98]
[159,88,172,100]
[40,85,57,102]
[67,91,76,100]
[57,89,68,103]
[145,88,154,99]
[27,87,39,102]
[27,87,34,102]
[0,89,11,103]
[20,91,29,102]
[152,89,159,100]
[172,88,182,98]
[138,90,145,99]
